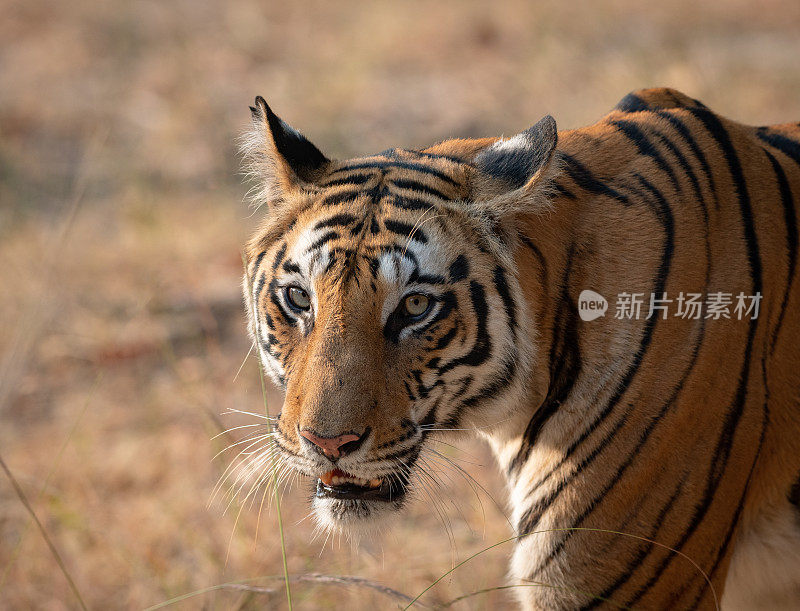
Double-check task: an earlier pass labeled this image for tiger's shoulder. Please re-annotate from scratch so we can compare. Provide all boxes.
[556,86,800,185]
[612,87,708,113]
[610,86,800,144]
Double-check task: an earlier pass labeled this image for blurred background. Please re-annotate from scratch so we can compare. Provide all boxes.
[2,0,799,608]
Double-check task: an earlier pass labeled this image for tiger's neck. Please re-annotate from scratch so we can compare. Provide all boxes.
[479,167,611,520]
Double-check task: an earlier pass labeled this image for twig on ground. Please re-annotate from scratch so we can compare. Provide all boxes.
[283,573,428,606]
[147,573,430,609]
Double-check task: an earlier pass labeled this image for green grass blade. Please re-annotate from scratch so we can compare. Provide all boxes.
[258,363,293,610]
[0,454,88,610]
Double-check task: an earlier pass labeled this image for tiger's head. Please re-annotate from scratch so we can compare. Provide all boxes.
[241,97,559,532]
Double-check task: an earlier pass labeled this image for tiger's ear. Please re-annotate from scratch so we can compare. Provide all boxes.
[241,97,329,209]
[470,115,559,217]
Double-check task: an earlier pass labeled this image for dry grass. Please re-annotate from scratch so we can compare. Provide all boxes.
[2,0,800,608]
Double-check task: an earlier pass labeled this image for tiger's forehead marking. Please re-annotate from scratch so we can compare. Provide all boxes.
[273,148,471,286]
[319,148,471,202]
[283,203,450,287]
[328,148,467,180]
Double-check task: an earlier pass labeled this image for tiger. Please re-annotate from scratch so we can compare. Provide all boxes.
[238,87,800,609]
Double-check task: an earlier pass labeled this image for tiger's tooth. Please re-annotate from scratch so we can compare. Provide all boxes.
[320,471,334,486]
[369,478,382,488]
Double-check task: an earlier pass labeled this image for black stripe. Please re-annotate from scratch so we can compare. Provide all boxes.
[687,106,764,504]
[403,380,417,402]
[683,412,768,608]
[686,286,772,606]
[763,150,798,354]
[448,255,470,282]
[253,272,267,310]
[268,279,297,328]
[383,195,438,211]
[649,112,713,298]
[517,173,674,538]
[443,267,523,423]
[626,107,764,606]
[614,92,648,113]
[391,178,451,201]
[652,110,718,201]
[508,246,577,475]
[433,325,458,350]
[611,119,682,194]
[574,291,707,602]
[366,257,380,279]
[581,478,686,610]
[321,173,373,188]
[409,369,443,400]
[314,213,358,230]
[329,159,460,186]
[650,127,708,222]
[282,260,300,274]
[687,107,761,292]
[272,242,287,271]
[375,419,419,450]
[650,118,714,325]
[374,243,419,268]
[534,175,688,574]
[553,182,577,199]
[458,353,518,409]
[681,346,771,607]
[348,220,365,235]
[321,190,362,207]
[790,471,800,511]
[561,154,630,204]
[371,442,422,466]
[251,250,267,277]
[519,236,548,290]
[383,219,428,243]
[492,265,518,333]
[434,281,492,387]
[408,269,447,285]
[756,129,800,167]
[413,149,468,165]
[307,230,340,252]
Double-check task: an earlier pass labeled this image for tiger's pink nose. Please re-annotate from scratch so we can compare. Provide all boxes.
[299,429,362,459]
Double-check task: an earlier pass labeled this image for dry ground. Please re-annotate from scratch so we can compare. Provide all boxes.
[2,1,800,609]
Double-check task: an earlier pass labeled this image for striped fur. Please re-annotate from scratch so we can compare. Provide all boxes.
[241,90,800,608]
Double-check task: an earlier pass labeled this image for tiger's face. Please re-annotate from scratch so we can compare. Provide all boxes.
[241,97,558,531]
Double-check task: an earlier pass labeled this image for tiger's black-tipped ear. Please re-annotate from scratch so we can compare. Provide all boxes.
[241,97,330,209]
[475,115,558,192]
[469,115,560,223]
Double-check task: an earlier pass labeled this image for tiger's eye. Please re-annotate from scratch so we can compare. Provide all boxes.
[286,286,311,310]
[403,294,430,317]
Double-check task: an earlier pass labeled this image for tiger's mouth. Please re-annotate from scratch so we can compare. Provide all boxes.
[315,468,408,502]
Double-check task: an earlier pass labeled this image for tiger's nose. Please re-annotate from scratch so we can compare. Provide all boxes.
[298,428,368,460]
